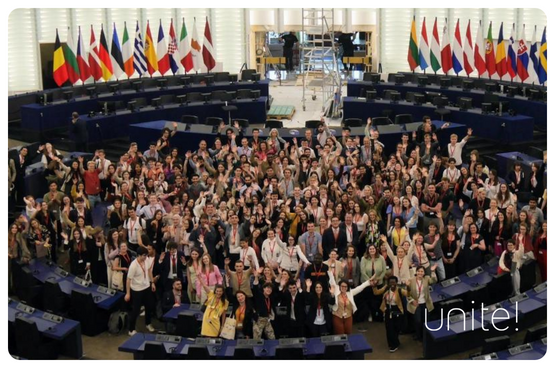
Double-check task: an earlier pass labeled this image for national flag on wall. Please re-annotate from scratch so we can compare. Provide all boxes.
[430,17,441,73]
[474,20,486,76]
[202,16,216,71]
[463,20,474,76]
[64,27,80,84]
[179,18,194,72]
[88,26,103,81]
[407,16,419,71]
[495,22,508,78]
[516,25,530,82]
[144,21,158,76]
[76,26,91,83]
[53,29,68,87]
[190,18,202,71]
[507,23,517,80]
[122,22,134,78]
[452,19,464,75]
[168,19,180,75]
[538,26,547,84]
[418,17,430,71]
[485,21,496,77]
[440,18,452,74]
[133,21,148,76]
[528,26,539,84]
[111,23,125,79]
[157,20,170,76]
[98,26,114,81]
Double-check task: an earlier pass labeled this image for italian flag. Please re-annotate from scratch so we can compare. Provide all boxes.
[179,18,194,72]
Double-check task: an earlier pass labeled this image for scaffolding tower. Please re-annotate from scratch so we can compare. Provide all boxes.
[300,8,342,117]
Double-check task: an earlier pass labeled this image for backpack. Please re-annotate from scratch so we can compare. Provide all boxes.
[108,311,128,335]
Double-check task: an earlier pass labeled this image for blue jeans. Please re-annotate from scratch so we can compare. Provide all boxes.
[88,194,101,208]
[430,258,446,281]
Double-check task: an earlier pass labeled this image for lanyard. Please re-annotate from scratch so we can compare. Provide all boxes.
[265,297,271,314]
[347,258,353,278]
[387,290,396,305]
[449,144,456,157]
[138,260,146,279]
[341,294,349,308]
[397,257,404,271]
[416,279,423,299]
[232,226,238,242]
[269,240,276,257]
[237,272,243,288]
[129,218,137,239]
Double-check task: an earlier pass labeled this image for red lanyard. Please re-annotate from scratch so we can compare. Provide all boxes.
[416,280,423,298]
[341,294,349,308]
[269,240,276,257]
[397,257,404,271]
[471,235,479,245]
[77,241,83,256]
[347,226,353,239]
[317,298,321,316]
[232,226,238,242]
[333,228,339,243]
[288,246,295,261]
[138,260,146,279]
[237,272,243,288]
[241,247,249,263]
[428,195,436,207]
[347,258,353,278]
[129,218,137,239]
[122,253,130,265]
[205,269,211,286]
[449,144,456,157]
[36,230,42,241]
[265,297,271,314]
[416,245,423,264]
[387,290,395,305]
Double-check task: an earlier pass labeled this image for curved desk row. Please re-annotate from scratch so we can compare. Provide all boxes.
[346,81,546,130]
[342,97,534,144]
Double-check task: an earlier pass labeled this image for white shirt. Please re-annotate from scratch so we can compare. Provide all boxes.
[447,140,467,166]
[261,237,285,266]
[228,225,241,254]
[239,246,260,270]
[127,259,150,292]
[124,217,145,244]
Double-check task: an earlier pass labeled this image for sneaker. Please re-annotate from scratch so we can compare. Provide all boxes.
[146,324,156,332]
[128,330,137,336]
[140,311,145,317]
[389,347,399,353]
[367,315,373,322]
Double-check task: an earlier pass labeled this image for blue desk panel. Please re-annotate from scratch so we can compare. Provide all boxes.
[495,152,544,180]
[347,81,546,129]
[163,304,203,321]
[342,97,534,143]
[19,81,270,131]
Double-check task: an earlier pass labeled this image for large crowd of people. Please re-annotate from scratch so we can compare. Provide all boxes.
[8,115,547,354]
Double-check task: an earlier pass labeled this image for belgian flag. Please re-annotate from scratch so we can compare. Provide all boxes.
[53,29,68,87]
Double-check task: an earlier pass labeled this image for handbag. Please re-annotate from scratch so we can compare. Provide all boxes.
[219,317,237,340]
[111,271,124,291]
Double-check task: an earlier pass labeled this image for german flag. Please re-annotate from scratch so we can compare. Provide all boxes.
[53,29,68,87]
[98,25,113,81]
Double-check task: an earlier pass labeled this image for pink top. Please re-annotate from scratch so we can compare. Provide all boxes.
[196,266,223,297]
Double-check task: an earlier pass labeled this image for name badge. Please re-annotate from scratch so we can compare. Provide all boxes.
[429,212,435,216]
[78,259,84,264]
[309,253,313,258]
[386,266,390,270]
[348,279,353,285]
[342,313,347,318]
[446,252,453,257]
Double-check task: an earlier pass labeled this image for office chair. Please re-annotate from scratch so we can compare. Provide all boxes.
[176,313,200,338]
[371,117,391,126]
[233,346,256,359]
[465,284,489,310]
[213,72,230,82]
[70,289,103,336]
[186,92,203,103]
[481,335,511,354]
[15,316,60,359]
[394,114,413,125]
[187,345,211,359]
[144,341,167,359]
[275,346,304,360]
[433,96,451,121]
[343,118,362,127]
[236,89,252,99]
[305,120,321,129]
[181,115,199,126]
[233,119,249,128]
[323,344,348,360]
[241,69,257,81]
[205,117,224,127]
[160,95,175,106]
[43,279,69,315]
[265,120,283,129]
[523,324,547,344]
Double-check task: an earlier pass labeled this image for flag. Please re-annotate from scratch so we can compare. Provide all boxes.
[133,21,147,76]
[202,16,216,71]
[485,21,496,77]
[452,19,464,75]
[430,17,441,73]
[474,20,486,76]
[441,18,452,74]
[53,29,68,87]
[76,26,91,83]
[507,23,517,79]
[111,23,125,79]
[495,22,507,78]
[179,18,194,72]
[64,27,80,84]
[418,17,430,71]
[88,26,103,81]
[528,26,539,84]
[190,18,202,71]
[144,21,158,76]
[516,25,530,82]
[157,20,170,76]
[168,19,180,75]
[538,26,547,84]
[122,22,134,78]
[463,20,474,76]
[98,26,113,81]
[407,16,419,71]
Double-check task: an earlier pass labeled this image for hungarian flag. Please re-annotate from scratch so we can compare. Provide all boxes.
[440,18,452,74]
[53,29,68,87]
[507,23,517,80]
[528,26,539,84]
[418,17,430,71]
[179,18,194,72]
[463,20,474,76]
[157,20,170,76]
[76,26,91,83]
[111,23,125,79]
[98,26,114,81]
[474,21,486,76]
[88,26,103,81]
[202,16,216,71]
[407,16,419,71]
[144,21,158,76]
[516,25,530,82]
[452,19,464,75]
[495,22,507,78]
[168,19,180,75]
[430,17,441,73]
[485,22,496,77]
[190,18,202,71]
[538,26,547,84]
[122,22,134,78]
[64,27,80,84]
[133,21,148,76]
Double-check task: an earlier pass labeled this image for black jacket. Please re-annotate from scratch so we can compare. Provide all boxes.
[161,290,188,315]
[252,282,279,319]
[230,301,254,338]
[305,292,333,330]
[322,227,348,259]
[159,251,187,285]
[279,291,307,325]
